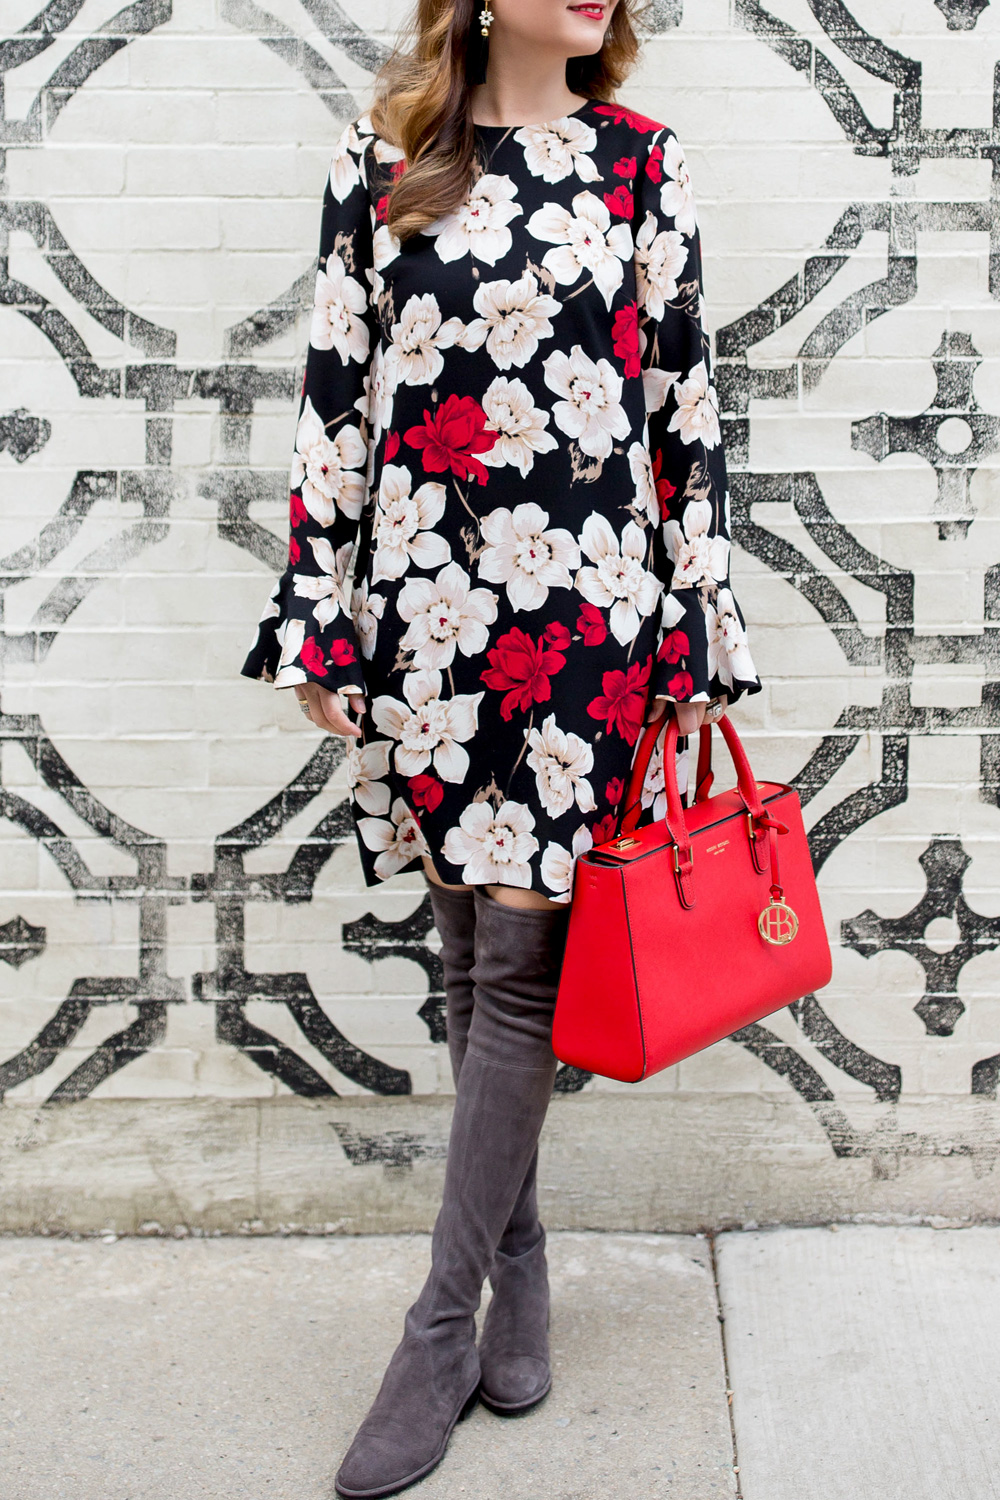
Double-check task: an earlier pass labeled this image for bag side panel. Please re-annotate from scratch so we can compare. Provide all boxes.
[552,861,646,1083]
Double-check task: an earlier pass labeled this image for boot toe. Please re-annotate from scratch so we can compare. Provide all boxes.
[335,1431,408,1498]
[480,1354,551,1414]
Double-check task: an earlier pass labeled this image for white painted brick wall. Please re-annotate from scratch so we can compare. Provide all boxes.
[2,0,1000,1224]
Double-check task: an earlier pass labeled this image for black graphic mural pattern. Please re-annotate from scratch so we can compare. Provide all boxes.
[2,0,999,1164]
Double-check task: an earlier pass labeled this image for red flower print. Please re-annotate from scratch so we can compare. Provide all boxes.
[668,670,694,701]
[391,159,407,182]
[375,193,389,223]
[330,638,356,667]
[603,185,633,220]
[408,773,444,814]
[481,627,567,720]
[595,103,663,133]
[613,155,637,179]
[591,813,618,847]
[586,655,652,745]
[612,303,641,379]
[288,535,301,565]
[404,394,498,485]
[606,777,625,807]
[300,636,326,675]
[290,491,308,528]
[576,602,607,647]
[651,449,677,520]
[544,621,571,651]
[657,630,690,665]
[645,145,664,183]
[384,429,400,462]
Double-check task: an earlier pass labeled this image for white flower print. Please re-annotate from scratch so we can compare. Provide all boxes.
[397,561,499,669]
[481,377,558,478]
[372,669,483,783]
[274,617,306,687]
[351,578,385,660]
[384,293,464,389]
[664,498,730,590]
[627,439,658,527]
[514,116,600,184]
[526,714,597,819]
[659,135,697,238]
[355,344,395,447]
[346,738,391,816]
[442,800,539,888]
[309,253,370,365]
[373,222,401,272]
[373,137,405,167]
[291,397,367,525]
[371,464,450,584]
[643,366,679,415]
[543,345,629,459]
[661,591,686,631]
[292,537,353,627]
[668,361,721,450]
[459,273,560,370]
[526,191,632,310]
[328,124,364,202]
[575,513,663,646]
[540,824,593,903]
[634,210,688,321]
[428,174,522,266]
[707,588,758,689]
[359,796,430,880]
[479,501,580,611]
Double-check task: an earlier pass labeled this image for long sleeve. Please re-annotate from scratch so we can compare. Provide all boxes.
[241,121,377,697]
[635,128,760,706]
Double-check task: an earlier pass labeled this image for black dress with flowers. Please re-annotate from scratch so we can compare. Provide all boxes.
[241,98,761,896]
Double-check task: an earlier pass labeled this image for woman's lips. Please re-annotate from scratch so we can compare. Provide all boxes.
[569,3,605,15]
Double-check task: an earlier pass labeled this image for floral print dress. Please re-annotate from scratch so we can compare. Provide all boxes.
[242,98,761,897]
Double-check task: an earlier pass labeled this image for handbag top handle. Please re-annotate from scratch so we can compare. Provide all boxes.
[619,715,765,842]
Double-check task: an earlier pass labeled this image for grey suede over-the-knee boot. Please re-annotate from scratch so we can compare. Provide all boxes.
[334,890,568,1499]
[428,883,543,1250]
[427,883,554,1415]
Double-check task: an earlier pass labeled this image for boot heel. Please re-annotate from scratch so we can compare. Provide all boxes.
[458,1384,480,1422]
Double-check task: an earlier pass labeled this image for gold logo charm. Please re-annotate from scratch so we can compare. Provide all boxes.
[758,899,799,946]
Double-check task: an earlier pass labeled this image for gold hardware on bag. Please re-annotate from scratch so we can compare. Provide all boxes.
[613,836,639,850]
[672,844,693,874]
[758,900,799,946]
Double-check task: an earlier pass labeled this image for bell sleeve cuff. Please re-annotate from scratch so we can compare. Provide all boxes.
[241,570,368,698]
[652,585,759,706]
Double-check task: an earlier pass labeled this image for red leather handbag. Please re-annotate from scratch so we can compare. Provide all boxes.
[552,715,832,1082]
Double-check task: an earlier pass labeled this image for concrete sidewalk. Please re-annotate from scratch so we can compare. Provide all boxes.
[1,1227,997,1500]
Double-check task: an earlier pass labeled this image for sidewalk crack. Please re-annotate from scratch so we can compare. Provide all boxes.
[708,1231,742,1499]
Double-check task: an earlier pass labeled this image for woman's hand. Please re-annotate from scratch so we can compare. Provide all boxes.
[294,683,366,739]
[645,696,728,736]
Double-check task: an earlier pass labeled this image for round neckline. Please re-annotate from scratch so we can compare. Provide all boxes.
[473,98,594,133]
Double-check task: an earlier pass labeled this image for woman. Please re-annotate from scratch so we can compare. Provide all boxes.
[243,0,759,1487]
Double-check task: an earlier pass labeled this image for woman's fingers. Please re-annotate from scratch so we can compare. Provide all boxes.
[293,684,364,738]
[673,700,707,737]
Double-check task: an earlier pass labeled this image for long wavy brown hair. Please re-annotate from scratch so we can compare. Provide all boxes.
[369,0,644,241]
